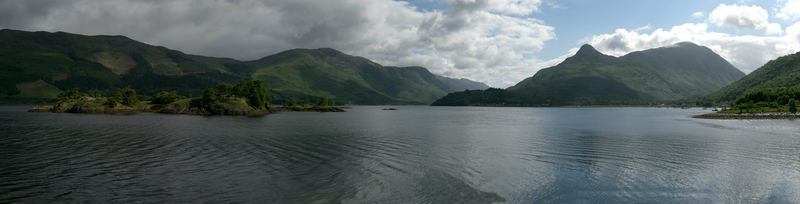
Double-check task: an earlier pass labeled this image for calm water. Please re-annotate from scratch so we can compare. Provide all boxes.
[1,106,800,203]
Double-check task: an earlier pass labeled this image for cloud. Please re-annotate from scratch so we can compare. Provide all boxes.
[633,24,652,32]
[708,4,782,34]
[0,0,556,88]
[691,12,704,19]
[586,22,800,74]
[485,0,542,16]
[543,0,562,9]
[776,0,800,20]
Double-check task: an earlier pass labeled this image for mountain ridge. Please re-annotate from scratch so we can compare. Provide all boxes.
[434,42,745,106]
[704,51,800,102]
[0,29,488,104]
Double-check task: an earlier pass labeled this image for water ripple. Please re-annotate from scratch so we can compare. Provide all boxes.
[1,106,799,203]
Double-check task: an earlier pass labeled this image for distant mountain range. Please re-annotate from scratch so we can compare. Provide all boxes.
[703,51,800,103]
[247,48,488,104]
[0,29,487,104]
[433,43,746,106]
[7,29,798,107]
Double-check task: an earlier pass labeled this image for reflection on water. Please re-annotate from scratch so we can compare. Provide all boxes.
[1,106,800,203]
[417,170,506,203]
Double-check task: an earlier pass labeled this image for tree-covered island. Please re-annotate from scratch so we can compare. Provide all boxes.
[28,80,344,115]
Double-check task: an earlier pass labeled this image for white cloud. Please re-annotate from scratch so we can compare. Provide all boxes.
[488,0,542,15]
[0,0,557,87]
[776,0,800,20]
[691,11,704,18]
[586,22,800,74]
[708,4,782,34]
[445,0,543,16]
[633,24,652,32]
[543,0,562,9]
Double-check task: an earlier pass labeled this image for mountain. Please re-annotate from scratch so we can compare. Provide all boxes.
[433,42,745,106]
[436,75,490,92]
[704,51,800,102]
[246,48,489,104]
[0,29,488,104]
[0,29,249,103]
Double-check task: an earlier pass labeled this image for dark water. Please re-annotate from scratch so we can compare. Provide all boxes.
[1,106,800,203]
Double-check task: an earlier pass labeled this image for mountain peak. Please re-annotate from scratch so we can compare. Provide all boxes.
[577,44,598,53]
[674,42,698,47]
[314,47,343,54]
[573,44,605,58]
[273,48,346,59]
[562,44,613,64]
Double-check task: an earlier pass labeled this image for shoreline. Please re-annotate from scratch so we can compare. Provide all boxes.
[28,105,346,116]
[432,105,709,109]
[692,112,800,119]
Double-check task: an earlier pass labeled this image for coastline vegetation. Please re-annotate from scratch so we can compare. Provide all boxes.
[718,86,800,114]
[29,80,344,115]
[694,85,800,119]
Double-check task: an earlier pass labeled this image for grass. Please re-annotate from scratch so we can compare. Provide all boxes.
[214,97,252,109]
[16,80,61,98]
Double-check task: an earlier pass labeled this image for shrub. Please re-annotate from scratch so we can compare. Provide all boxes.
[153,91,184,104]
[57,88,83,102]
[232,80,271,109]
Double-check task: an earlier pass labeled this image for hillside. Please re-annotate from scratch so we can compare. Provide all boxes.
[0,29,248,103]
[0,29,487,104]
[704,51,800,102]
[246,48,488,104]
[435,75,491,92]
[434,43,745,106]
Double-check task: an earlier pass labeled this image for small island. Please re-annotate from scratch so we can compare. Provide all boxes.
[29,80,344,115]
[694,86,800,119]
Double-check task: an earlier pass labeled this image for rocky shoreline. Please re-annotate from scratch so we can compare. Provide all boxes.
[693,112,800,119]
[28,105,345,116]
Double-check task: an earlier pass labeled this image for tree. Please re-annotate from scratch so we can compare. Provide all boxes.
[57,88,83,102]
[105,88,139,107]
[790,99,797,113]
[778,95,790,105]
[234,80,270,109]
[201,88,219,108]
[119,88,139,106]
[287,97,297,107]
[153,91,184,104]
[317,97,328,106]
[216,83,233,97]
[104,98,119,107]
[91,90,101,98]
[232,84,245,97]
[56,88,85,108]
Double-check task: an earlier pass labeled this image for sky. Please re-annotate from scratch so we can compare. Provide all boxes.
[1,0,799,88]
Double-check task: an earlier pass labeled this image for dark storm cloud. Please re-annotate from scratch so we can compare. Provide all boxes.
[0,0,72,28]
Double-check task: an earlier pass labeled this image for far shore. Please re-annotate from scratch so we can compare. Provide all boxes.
[432,105,710,109]
[28,105,346,116]
[693,112,800,120]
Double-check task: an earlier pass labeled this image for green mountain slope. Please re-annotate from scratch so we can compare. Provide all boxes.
[0,29,487,104]
[435,75,491,92]
[434,43,745,106]
[248,48,488,104]
[704,51,800,102]
[0,29,248,101]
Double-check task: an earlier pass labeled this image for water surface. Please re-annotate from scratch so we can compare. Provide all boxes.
[1,106,799,203]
